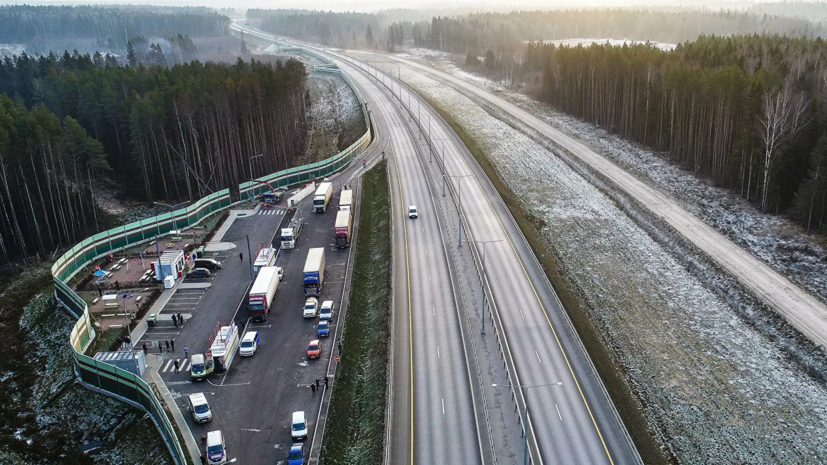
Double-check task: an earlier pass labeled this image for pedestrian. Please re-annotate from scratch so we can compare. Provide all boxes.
[200,456,206,465]
[159,343,163,353]
[171,339,175,351]
[173,314,178,327]
[184,346,189,358]
[177,313,183,327]
[165,340,170,351]
[142,342,148,355]
[310,383,316,394]
[97,286,102,297]
[239,252,244,262]
[115,280,120,292]
[338,342,341,354]
[316,378,320,388]
[174,359,180,374]
[324,376,328,388]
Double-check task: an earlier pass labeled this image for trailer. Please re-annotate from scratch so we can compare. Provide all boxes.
[249,266,280,321]
[253,247,276,276]
[280,209,303,250]
[339,189,354,212]
[303,247,326,297]
[313,182,333,213]
[208,322,240,373]
[334,210,352,248]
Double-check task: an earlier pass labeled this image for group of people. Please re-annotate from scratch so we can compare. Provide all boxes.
[309,376,329,394]
[172,312,184,327]
[142,339,176,354]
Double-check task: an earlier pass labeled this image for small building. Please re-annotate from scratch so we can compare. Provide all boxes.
[151,250,185,283]
[93,350,146,377]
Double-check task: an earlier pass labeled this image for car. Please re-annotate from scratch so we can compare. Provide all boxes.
[287,443,305,465]
[303,297,319,318]
[317,320,330,338]
[408,205,418,218]
[319,300,334,320]
[206,430,227,464]
[307,339,321,359]
[277,266,284,282]
[194,258,222,270]
[187,268,211,278]
[239,331,260,357]
[187,393,212,423]
[291,411,308,441]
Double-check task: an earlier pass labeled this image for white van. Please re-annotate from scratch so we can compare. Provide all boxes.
[206,430,227,464]
[239,331,260,357]
[187,393,212,423]
[291,411,308,441]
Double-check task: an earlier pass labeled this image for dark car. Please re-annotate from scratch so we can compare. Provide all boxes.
[317,321,330,338]
[187,268,211,279]
[287,443,305,465]
[194,258,222,270]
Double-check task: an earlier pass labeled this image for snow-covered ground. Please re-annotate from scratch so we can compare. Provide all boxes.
[543,38,677,51]
[386,55,827,463]
[0,44,25,57]
[301,72,364,165]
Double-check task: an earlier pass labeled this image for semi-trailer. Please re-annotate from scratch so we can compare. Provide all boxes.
[280,209,303,250]
[253,247,276,276]
[313,182,333,213]
[334,210,352,248]
[249,266,280,321]
[339,189,354,212]
[303,247,326,297]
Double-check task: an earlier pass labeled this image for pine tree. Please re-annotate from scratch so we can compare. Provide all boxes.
[365,25,374,48]
[126,40,137,67]
[241,31,248,54]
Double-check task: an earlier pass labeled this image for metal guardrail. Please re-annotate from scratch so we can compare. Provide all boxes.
[53,51,374,465]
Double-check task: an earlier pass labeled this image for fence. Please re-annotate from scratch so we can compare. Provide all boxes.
[53,50,373,465]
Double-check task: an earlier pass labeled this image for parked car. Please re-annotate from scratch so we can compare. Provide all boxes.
[303,297,319,319]
[194,258,222,270]
[239,331,260,357]
[317,321,330,338]
[291,411,308,441]
[187,268,211,279]
[277,266,284,282]
[408,205,419,218]
[287,443,305,465]
[187,393,212,423]
[307,339,321,359]
[319,300,334,320]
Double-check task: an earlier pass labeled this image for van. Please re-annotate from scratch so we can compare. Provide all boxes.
[291,411,308,441]
[190,354,208,381]
[194,258,222,270]
[239,331,260,357]
[187,393,212,423]
[206,430,227,464]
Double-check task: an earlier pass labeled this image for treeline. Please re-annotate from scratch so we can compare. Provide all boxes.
[247,9,380,47]
[537,35,827,231]
[0,53,308,262]
[0,5,229,53]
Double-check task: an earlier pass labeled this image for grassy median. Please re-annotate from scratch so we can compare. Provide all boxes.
[321,161,391,465]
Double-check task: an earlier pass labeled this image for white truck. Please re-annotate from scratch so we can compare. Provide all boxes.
[249,266,280,321]
[339,189,354,212]
[280,209,303,249]
[313,182,333,213]
[303,247,326,297]
[208,322,240,373]
[253,247,276,276]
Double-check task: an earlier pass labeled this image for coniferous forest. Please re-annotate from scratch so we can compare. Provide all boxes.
[0,53,308,263]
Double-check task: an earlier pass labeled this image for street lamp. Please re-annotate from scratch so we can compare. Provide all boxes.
[154,201,190,250]
[476,239,502,334]
[249,153,265,203]
[492,381,563,465]
[445,174,473,247]
[433,137,447,175]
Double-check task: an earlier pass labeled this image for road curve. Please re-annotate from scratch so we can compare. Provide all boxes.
[391,57,827,352]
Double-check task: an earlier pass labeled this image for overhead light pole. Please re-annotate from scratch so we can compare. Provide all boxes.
[476,239,502,334]
[153,201,191,250]
[445,174,473,247]
[492,381,563,465]
[248,153,265,203]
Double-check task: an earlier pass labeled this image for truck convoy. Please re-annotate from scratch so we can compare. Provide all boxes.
[253,247,276,276]
[303,247,326,297]
[334,210,352,248]
[249,266,280,321]
[313,182,333,213]
[339,189,354,211]
[280,209,303,250]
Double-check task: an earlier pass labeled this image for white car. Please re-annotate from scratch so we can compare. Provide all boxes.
[239,331,260,357]
[276,266,284,282]
[303,297,319,318]
[319,300,334,320]
[408,206,418,218]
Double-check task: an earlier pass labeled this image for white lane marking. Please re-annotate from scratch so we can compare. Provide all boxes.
[556,404,563,421]
[535,351,542,364]
[519,308,525,320]
[442,398,445,415]
[163,360,174,372]
[437,346,440,359]
[429,274,431,283]
[425,249,428,256]
[506,277,511,286]
[241,428,261,432]
[181,360,190,371]
[432,306,435,316]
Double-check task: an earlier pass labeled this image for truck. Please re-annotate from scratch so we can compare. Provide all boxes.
[253,247,276,276]
[334,210,352,248]
[339,189,354,212]
[280,209,303,250]
[313,182,333,213]
[249,266,280,321]
[303,247,326,297]
[191,322,240,379]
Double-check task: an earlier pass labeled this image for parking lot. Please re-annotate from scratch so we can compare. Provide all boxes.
[139,193,353,463]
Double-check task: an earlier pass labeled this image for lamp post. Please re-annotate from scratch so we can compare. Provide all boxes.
[476,239,502,334]
[433,137,447,177]
[248,153,264,203]
[492,381,563,465]
[445,174,473,247]
[154,201,190,250]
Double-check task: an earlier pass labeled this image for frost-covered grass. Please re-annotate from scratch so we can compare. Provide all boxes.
[321,162,390,464]
[301,72,365,165]
[399,67,827,463]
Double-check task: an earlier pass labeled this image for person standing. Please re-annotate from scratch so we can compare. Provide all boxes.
[239,252,244,262]
[174,360,180,374]
[159,343,163,353]
[177,313,183,327]
[171,339,175,351]
[324,376,328,388]
[97,286,103,297]
[184,346,189,358]
[115,281,120,293]
[173,314,178,328]
[310,383,316,394]
[142,342,148,355]
[315,378,320,389]
[165,340,170,351]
